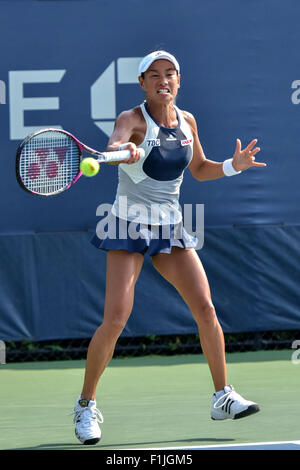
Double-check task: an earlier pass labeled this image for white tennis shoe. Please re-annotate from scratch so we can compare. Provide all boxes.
[211,385,260,420]
[72,397,103,445]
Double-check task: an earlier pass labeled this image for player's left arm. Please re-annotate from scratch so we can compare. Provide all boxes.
[183,111,266,181]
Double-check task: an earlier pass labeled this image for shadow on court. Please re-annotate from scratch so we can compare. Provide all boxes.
[8,437,235,451]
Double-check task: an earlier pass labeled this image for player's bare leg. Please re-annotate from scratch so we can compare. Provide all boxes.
[152,247,259,420]
[81,250,144,400]
[152,247,227,391]
[73,250,144,445]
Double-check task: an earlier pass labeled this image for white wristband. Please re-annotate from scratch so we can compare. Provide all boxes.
[119,142,131,150]
[223,158,241,177]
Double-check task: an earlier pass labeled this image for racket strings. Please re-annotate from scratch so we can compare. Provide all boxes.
[19,131,80,195]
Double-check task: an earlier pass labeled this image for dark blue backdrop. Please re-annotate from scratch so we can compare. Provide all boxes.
[0,0,300,341]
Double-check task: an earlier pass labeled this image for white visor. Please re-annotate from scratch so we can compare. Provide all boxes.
[138,50,180,76]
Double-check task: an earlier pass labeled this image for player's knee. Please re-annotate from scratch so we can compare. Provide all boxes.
[103,312,129,336]
[193,300,217,328]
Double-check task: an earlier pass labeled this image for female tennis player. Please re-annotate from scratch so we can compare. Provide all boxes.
[72,51,266,445]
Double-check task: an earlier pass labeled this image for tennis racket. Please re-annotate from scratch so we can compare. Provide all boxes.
[16,128,144,196]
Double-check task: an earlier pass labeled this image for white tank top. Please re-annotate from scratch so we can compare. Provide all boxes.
[111,102,194,225]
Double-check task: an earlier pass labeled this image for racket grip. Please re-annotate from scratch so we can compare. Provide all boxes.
[99,148,145,163]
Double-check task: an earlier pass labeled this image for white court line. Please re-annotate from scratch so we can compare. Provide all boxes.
[127,440,300,450]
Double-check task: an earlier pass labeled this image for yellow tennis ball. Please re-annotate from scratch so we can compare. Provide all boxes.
[80,158,100,177]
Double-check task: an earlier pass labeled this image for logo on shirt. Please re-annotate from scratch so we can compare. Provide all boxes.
[147,139,161,147]
[166,134,177,141]
[181,138,193,146]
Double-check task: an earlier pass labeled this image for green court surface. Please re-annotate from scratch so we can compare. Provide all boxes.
[0,350,299,450]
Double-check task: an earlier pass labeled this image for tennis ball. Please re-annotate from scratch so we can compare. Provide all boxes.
[80,158,100,177]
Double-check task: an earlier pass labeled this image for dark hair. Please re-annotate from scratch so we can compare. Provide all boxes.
[140,69,178,80]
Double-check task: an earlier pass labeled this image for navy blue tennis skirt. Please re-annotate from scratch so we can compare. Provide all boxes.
[90,213,198,256]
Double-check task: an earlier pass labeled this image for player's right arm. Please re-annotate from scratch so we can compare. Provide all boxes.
[106,109,142,164]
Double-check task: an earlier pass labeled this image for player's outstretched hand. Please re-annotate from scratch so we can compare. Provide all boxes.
[232,139,266,172]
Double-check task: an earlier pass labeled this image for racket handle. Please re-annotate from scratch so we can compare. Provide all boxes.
[98,148,145,163]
